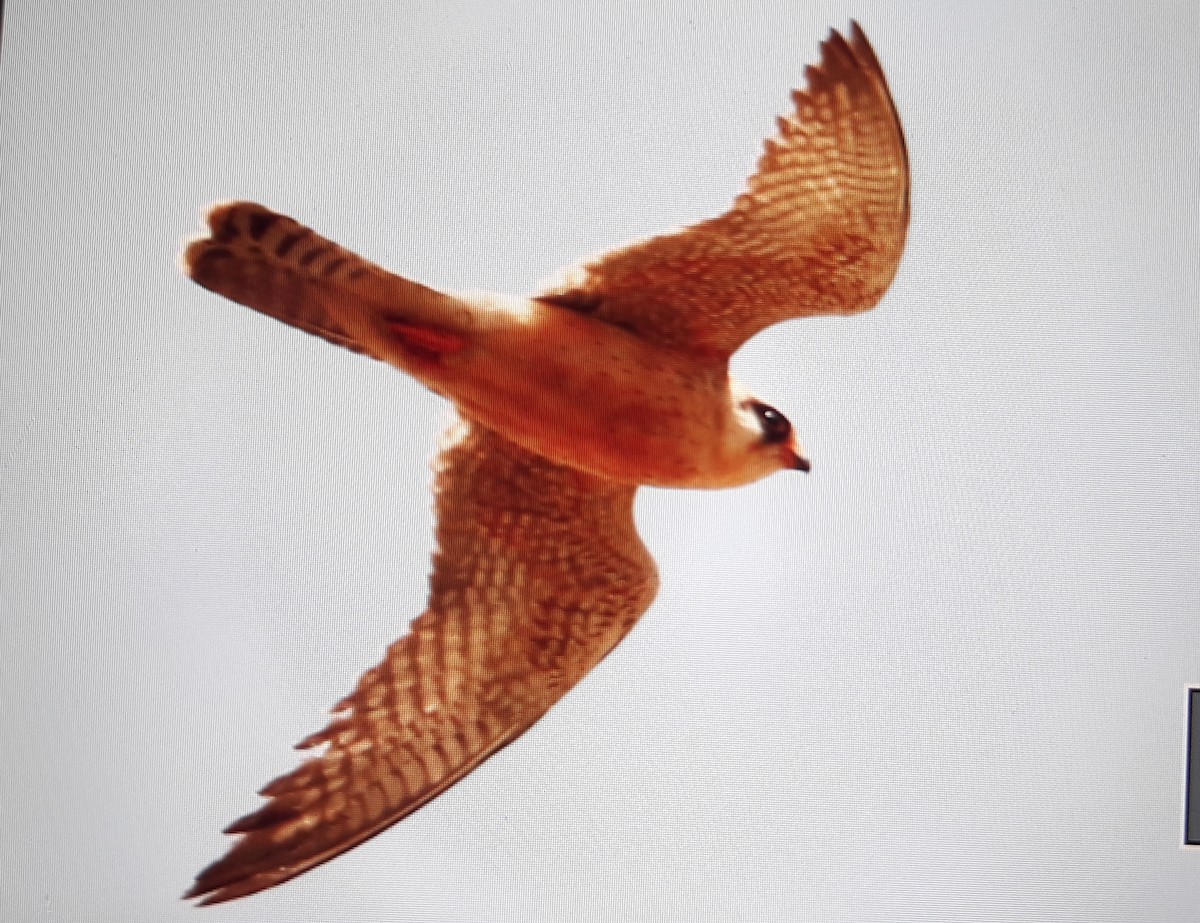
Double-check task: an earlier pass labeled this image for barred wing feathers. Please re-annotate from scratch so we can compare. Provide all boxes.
[187,424,658,903]
[539,22,909,355]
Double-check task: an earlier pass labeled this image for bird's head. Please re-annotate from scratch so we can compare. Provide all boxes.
[712,380,810,487]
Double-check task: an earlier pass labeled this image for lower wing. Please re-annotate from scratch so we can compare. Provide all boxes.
[186,422,659,903]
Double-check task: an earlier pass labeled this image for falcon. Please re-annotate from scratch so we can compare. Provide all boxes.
[181,21,908,903]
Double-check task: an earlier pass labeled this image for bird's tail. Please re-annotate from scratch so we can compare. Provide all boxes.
[182,202,470,362]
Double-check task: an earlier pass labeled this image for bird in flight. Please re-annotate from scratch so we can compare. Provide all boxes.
[181,21,908,904]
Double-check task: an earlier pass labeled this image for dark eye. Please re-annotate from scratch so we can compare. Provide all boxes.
[751,402,792,444]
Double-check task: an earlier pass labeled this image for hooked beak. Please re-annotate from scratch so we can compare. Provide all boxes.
[790,450,811,473]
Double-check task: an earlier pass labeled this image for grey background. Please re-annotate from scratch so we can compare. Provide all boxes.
[3,1,1199,920]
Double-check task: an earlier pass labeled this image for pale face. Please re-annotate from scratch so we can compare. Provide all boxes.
[713,380,810,488]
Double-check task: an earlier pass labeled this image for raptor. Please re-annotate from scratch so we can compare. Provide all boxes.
[182,21,908,903]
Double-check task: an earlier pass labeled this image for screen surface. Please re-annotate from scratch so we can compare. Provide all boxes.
[3,2,1198,920]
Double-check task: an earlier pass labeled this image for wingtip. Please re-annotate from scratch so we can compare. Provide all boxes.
[181,879,221,905]
[846,20,885,76]
[818,21,883,76]
[184,853,281,905]
[183,876,267,907]
[824,20,862,47]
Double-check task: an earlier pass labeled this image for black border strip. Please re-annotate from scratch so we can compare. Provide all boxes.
[1186,689,1200,844]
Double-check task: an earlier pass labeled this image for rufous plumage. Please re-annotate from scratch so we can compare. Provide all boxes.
[181,21,908,903]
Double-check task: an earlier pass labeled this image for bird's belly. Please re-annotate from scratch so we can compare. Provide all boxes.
[431,299,724,487]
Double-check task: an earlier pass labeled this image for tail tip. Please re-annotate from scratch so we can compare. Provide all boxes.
[179,201,272,280]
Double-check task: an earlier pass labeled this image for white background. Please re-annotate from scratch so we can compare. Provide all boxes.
[3,2,1199,920]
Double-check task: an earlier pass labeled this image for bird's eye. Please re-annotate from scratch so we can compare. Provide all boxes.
[751,402,791,444]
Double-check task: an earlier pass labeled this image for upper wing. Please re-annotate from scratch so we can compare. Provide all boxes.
[186,422,658,904]
[537,22,909,356]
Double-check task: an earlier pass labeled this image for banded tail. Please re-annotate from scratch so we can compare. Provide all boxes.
[182,202,470,362]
